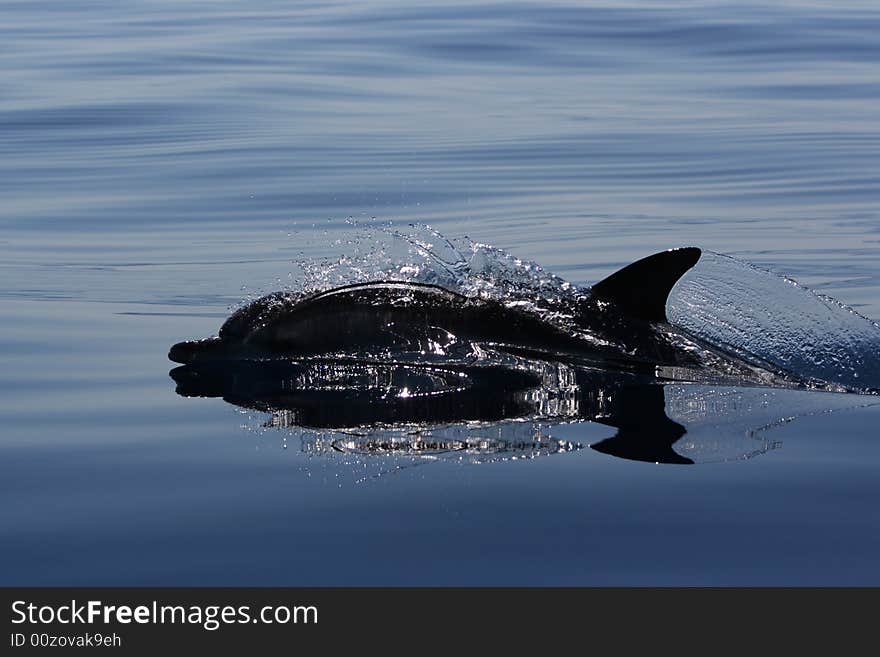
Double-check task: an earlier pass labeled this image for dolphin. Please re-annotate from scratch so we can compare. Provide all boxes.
[169,247,780,382]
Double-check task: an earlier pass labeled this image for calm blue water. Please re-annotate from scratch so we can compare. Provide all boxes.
[2,0,879,585]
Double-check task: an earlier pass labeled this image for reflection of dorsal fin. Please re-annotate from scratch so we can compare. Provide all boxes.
[590,247,701,323]
[589,384,692,465]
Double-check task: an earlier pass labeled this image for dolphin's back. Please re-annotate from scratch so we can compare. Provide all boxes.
[222,282,468,341]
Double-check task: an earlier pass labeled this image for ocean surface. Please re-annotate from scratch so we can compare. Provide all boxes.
[2,0,879,585]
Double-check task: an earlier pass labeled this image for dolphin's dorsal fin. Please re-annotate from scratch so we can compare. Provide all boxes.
[590,247,701,323]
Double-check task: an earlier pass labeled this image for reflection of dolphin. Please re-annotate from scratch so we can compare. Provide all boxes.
[170,248,757,380]
[170,358,692,464]
[172,359,542,425]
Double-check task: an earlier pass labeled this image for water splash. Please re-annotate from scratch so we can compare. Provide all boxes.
[669,251,880,392]
[287,219,584,324]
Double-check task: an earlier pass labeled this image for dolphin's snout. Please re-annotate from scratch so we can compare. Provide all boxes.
[169,341,193,364]
[168,337,225,364]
